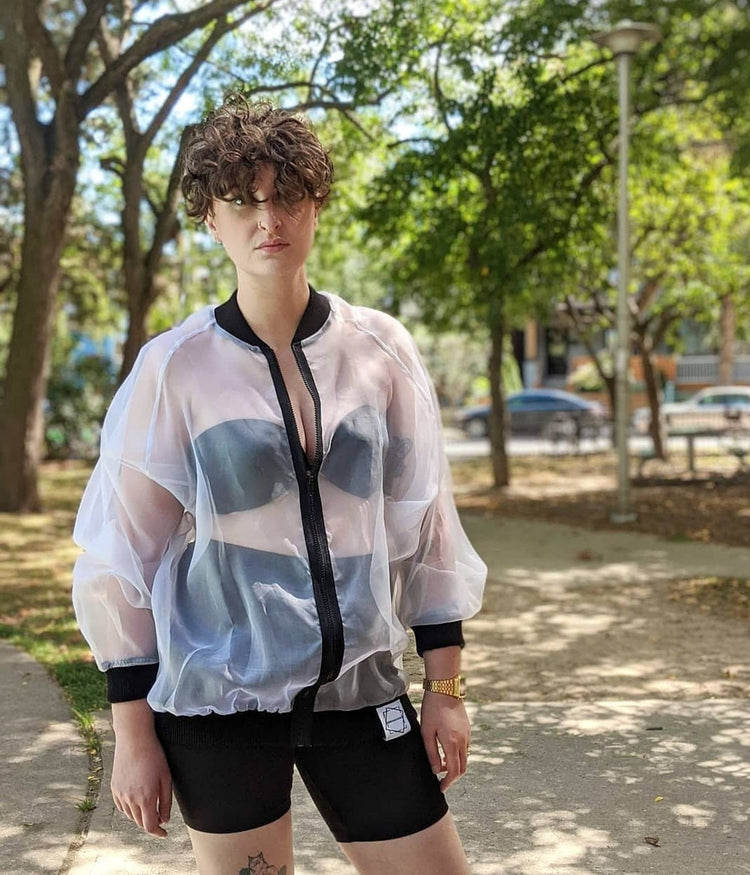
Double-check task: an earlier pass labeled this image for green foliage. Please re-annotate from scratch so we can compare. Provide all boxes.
[45,327,117,460]
[359,1,615,334]
[568,358,608,392]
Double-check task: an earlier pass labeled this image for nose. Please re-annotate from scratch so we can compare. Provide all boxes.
[258,207,282,233]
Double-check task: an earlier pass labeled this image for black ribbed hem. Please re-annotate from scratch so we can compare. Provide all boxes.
[412,621,464,657]
[152,694,413,750]
[106,663,159,703]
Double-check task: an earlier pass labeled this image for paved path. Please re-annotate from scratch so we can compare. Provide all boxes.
[2,516,750,874]
[0,643,88,875]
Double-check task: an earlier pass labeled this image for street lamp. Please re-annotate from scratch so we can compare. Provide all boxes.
[592,19,661,523]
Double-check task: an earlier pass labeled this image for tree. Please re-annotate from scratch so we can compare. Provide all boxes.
[361,4,616,486]
[361,0,750,485]
[558,105,750,459]
[0,0,278,511]
[104,0,415,383]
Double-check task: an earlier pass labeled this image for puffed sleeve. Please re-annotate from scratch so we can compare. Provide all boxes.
[383,324,486,639]
[72,336,193,696]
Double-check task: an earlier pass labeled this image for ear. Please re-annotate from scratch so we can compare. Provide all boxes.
[205,213,222,243]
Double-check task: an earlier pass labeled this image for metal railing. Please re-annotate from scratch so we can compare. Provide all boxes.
[676,355,750,385]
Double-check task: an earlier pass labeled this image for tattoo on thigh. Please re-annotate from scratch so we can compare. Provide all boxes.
[239,851,287,875]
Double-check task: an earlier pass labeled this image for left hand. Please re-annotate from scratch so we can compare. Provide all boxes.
[419,692,471,792]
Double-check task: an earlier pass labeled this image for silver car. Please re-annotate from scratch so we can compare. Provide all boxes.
[632,386,750,434]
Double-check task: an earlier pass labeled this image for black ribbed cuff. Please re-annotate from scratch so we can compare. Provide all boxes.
[106,663,159,703]
[412,621,464,657]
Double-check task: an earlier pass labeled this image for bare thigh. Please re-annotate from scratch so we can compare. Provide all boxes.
[187,810,294,875]
[340,811,471,875]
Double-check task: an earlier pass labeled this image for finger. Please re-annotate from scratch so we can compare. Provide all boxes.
[158,776,172,826]
[439,740,462,792]
[421,728,445,776]
[130,802,145,830]
[120,801,136,824]
[458,743,468,776]
[142,802,167,838]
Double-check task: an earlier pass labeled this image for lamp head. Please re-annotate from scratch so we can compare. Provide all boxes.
[592,19,662,55]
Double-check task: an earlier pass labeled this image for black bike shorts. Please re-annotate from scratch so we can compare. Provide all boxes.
[153,695,448,842]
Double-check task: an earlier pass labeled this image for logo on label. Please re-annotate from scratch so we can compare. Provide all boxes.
[375,700,411,741]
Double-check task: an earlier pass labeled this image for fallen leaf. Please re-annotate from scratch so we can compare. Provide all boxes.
[654,796,663,802]
[644,836,660,847]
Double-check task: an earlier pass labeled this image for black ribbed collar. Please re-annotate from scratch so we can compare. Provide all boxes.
[214,285,330,348]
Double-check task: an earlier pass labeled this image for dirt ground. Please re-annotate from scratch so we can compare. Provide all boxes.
[451,451,750,548]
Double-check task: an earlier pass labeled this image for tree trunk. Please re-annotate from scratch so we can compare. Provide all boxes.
[640,340,666,460]
[119,295,151,385]
[560,299,616,446]
[719,294,735,385]
[0,106,80,511]
[0,227,63,511]
[115,128,188,385]
[118,161,151,384]
[488,315,510,488]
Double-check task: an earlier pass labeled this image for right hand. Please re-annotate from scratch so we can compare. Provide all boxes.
[111,701,172,837]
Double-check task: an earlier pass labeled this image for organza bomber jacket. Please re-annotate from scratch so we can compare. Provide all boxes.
[72,289,486,726]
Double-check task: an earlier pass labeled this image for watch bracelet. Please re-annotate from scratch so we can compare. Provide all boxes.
[422,675,465,698]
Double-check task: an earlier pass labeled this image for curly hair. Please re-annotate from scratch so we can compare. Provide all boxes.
[181,94,334,222]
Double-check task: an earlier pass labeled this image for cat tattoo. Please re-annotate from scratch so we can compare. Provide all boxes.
[239,851,287,875]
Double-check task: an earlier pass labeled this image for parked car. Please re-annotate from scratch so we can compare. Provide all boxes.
[455,388,609,439]
[631,386,750,434]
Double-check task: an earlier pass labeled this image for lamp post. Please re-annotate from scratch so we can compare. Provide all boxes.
[592,19,661,523]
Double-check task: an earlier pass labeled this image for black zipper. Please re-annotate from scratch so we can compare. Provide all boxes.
[260,343,344,746]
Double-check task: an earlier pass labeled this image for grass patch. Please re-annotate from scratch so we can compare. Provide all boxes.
[0,461,107,718]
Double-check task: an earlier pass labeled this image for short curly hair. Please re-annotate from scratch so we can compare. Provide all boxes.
[181,94,334,222]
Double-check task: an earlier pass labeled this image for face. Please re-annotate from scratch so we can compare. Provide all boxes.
[206,163,318,283]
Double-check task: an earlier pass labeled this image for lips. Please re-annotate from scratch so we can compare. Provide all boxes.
[256,239,289,252]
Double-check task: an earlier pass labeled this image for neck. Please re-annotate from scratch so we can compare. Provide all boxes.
[235,270,310,350]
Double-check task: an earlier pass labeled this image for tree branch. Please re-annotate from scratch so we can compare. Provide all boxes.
[564,294,613,388]
[99,155,126,178]
[145,125,193,292]
[95,17,139,150]
[79,0,279,118]
[22,0,65,96]
[64,0,108,79]
[141,14,244,149]
[305,16,344,108]
[431,31,454,134]
[2,0,46,179]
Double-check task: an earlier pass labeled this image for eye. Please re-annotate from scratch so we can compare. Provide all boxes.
[232,196,245,206]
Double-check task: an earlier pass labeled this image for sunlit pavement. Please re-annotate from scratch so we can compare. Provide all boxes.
[3,518,750,873]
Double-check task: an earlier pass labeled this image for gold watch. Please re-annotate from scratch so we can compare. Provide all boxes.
[422,675,466,700]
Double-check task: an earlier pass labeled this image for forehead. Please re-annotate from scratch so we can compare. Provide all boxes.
[252,163,276,193]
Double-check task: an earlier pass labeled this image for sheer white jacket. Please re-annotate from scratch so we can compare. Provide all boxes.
[72,290,486,717]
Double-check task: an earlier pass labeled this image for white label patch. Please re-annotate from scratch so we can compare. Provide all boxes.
[375,699,411,741]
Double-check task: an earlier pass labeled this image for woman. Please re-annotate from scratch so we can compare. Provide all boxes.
[73,94,486,875]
